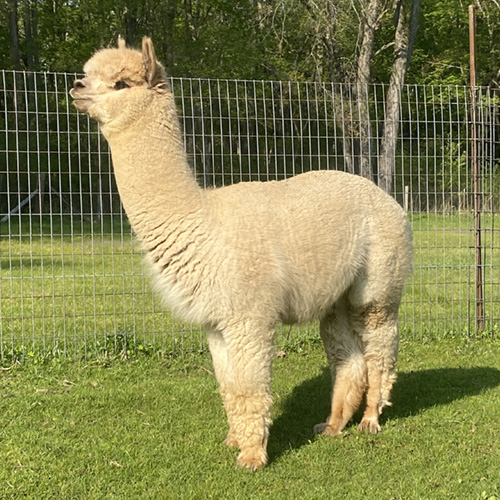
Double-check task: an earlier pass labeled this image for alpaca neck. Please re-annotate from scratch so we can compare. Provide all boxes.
[103,95,205,235]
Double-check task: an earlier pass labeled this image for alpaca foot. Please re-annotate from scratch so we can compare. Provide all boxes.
[237,447,268,471]
[313,422,342,436]
[358,417,381,434]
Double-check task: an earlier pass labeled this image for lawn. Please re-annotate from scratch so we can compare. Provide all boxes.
[1,212,499,361]
[1,212,499,498]
[1,338,499,499]
[405,212,500,338]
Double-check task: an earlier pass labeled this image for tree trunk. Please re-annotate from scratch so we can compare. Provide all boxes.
[301,0,359,174]
[8,0,21,70]
[378,0,421,193]
[124,0,139,46]
[24,0,39,70]
[356,0,385,181]
[24,0,34,70]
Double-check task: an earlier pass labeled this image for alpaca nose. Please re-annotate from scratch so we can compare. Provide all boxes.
[73,79,86,89]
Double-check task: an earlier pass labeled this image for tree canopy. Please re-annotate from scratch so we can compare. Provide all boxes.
[2,0,499,85]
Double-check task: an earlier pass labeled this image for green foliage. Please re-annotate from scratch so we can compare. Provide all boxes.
[408,0,500,86]
[3,0,294,78]
[3,0,498,84]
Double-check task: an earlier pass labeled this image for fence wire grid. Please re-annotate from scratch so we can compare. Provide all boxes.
[1,71,499,359]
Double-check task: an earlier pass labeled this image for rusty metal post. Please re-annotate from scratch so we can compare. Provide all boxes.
[469,5,484,332]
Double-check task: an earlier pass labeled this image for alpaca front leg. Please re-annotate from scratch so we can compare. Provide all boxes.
[224,334,274,471]
[225,385,273,470]
[206,328,238,447]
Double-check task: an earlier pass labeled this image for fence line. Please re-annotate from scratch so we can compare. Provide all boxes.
[0,70,499,359]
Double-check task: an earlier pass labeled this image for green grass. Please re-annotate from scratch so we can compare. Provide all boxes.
[2,213,499,499]
[1,215,194,358]
[1,339,499,499]
[0,212,499,361]
[402,212,500,338]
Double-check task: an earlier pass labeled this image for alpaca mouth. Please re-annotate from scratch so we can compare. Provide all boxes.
[69,87,92,100]
[70,92,92,111]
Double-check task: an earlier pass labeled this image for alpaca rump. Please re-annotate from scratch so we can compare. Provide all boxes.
[71,38,413,471]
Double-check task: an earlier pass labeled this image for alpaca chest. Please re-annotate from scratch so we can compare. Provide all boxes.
[146,250,225,326]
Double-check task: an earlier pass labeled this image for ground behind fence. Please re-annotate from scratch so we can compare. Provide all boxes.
[1,71,499,359]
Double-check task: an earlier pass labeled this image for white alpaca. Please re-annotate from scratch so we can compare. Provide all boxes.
[71,38,413,471]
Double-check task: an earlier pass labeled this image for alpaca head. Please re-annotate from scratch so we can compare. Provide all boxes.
[71,37,168,131]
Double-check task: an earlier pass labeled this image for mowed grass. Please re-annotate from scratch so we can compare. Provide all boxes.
[404,212,500,337]
[1,339,499,499]
[1,212,499,361]
[1,214,500,498]
[0,216,203,358]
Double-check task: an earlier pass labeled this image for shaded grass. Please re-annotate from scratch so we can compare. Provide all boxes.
[1,339,499,499]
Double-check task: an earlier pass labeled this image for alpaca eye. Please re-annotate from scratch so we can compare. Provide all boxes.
[114,80,130,90]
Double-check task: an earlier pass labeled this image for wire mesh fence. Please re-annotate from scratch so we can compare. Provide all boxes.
[1,70,499,360]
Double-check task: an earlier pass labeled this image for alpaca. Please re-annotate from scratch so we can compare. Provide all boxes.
[71,37,413,471]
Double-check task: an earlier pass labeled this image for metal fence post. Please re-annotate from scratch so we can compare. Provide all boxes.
[469,4,484,332]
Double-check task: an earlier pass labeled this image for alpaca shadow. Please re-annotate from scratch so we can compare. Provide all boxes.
[268,365,500,463]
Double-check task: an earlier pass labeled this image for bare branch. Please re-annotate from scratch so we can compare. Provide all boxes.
[374,41,395,57]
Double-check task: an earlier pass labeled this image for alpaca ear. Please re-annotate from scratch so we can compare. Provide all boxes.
[142,37,164,88]
[118,38,126,49]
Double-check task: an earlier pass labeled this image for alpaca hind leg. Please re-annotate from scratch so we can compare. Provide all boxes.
[356,306,399,434]
[206,328,238,447]
[223,327,274,471]
[315,305,367,436]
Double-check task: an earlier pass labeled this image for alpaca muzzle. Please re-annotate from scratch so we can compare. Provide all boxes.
[70,79,92,111]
